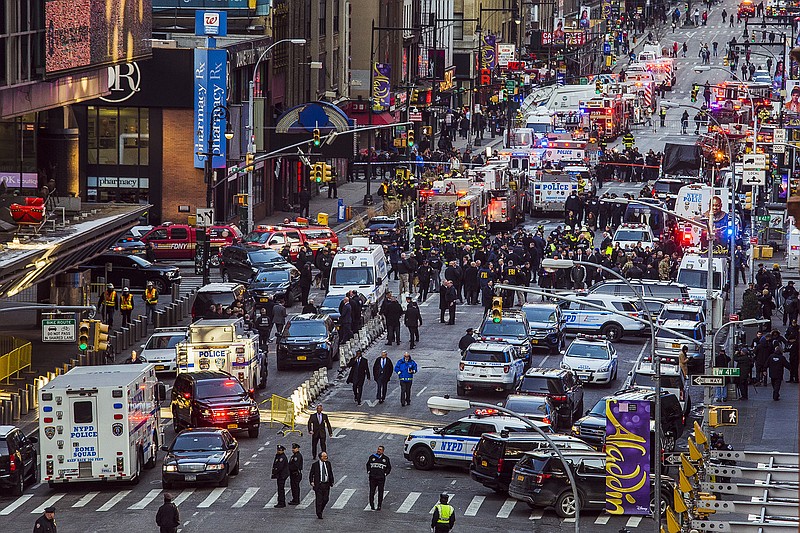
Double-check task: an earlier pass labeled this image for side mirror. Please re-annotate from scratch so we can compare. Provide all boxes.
[161,445,170,452]
[585,410,590,415]
[432,427,442,434]
[155,382,167,403]
[228,442,237,450]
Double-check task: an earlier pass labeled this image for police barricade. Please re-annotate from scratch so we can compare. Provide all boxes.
[269,394,302,437]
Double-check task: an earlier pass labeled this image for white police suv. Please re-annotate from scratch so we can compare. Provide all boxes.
[612,222,656,250]
[457,342,526,396]
[560,334,618,384]
[403,409,552,470]
[559,293,646,340]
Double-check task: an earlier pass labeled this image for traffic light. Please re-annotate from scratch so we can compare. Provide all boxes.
[491,296,503,323]
[595,79,603,94]
[313,128,321,147]
[745,191,753,210]
[422,126,432,136]
[78,320,91,352]
[245,152,255,170]
[691,84,699,102]
[311,163,324,183]
[480,68,491,85]
[234,194,248,206]
[93,321,110,352]
[407,129,415,147]
[410,88,419,104]
[322,163,332,183]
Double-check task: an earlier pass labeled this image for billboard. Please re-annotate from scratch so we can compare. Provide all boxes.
[193,48,229,169]
[785,80,800,114]
[45,0,152,74]
[481,35,497,70]
[605,399,651,516]
[372,63,391,112]
[579,6,591,28]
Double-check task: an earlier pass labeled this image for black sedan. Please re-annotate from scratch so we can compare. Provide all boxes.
[318,292,367,325]
[365,216,407,247]
[247,266,302,306]
[109,236,147,256]
[161,428,240,489]
[276,314,339,370]
[83,253,181,293]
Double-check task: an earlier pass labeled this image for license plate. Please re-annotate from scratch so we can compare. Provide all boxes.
[154,365,165,371]
[297,355,307,361]
[227,423,238,429]
[531,339,539,344]
[481,460,488,467]
[517,475,525,481]
[671,342,682,348]
[184,474,196,481]
[260,298,269,303]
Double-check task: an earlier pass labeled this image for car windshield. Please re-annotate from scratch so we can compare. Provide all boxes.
[660,309,701,321]
[248,250,285,264]
[656,327,701,341]
[287,321,327,337]
[144,334,186,350]
[566,343,609,360]
[481,320,527,337]
[367,218,398,229]
[523,307,557,323]
[330,267,374,285]
[172,434,225,452]
[195,379,246,399]
[632,373,684,390]
[677,269,723,290]
[614,230,651,242]
[589,399,607,416]
[518,376,560,394]
[320,295,344,310]
[465,350,510,363]
[504,397,549,414]
[243,231,273,244]
[254,270,290,283]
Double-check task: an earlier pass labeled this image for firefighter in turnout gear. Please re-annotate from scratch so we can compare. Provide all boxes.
[366,445,392,510]
[99,283,118,328]
[120,287,134,327]
[622,130,635,149]
[142,281,159,326]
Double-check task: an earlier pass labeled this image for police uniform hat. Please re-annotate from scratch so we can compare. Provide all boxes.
[466,328,474,333]
[291,443,300,449]
[277,444,286,451]
[44,506,56,513]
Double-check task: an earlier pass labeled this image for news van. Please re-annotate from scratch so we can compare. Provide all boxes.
[39,365,166,486]
[328,238,389,315]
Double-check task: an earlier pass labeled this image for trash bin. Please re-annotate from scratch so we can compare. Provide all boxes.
[317,212,329,226]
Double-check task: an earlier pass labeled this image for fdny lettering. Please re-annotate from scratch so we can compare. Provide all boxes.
[440,441,463,452]
[71,425,98,439]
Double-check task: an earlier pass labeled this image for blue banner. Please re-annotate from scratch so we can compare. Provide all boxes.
[605,399,651,515]
[195,11,228,36]
[193,48,228,169]
[154,0,248,8]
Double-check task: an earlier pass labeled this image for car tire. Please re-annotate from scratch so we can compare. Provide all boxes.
[456,383,466,396]
[554,491,578,519]
[248,425,260,438]
[150,279,167,294]
[144,433,158,469]
[218,472,229,487]
[411,446,435,471]
[209,255,221,267]
[574,400,584,423]
[11,473,24,496]
[601,323,623,341]
[231,457,240,476]
[276,358,287,371]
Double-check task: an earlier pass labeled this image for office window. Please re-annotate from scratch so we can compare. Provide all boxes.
[453,12,464,40]
[87,107,149,166]
[319,0,326,35]
[333,0,339,32]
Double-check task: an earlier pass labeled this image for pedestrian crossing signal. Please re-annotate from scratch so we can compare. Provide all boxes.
[78,320,91,351]
[709,406,738,427]
[691,84,699,102]
[491,296,503,323]
[313,128,321,147]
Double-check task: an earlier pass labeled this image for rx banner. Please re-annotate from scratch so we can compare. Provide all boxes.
[193,48,228,169]
[372,63,391,112]
[605,399,651,515]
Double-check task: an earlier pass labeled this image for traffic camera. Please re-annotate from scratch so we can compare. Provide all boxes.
[491,296,503,323]
[93,321,110,352]
[313,128,321,147]
[78,320,92,352]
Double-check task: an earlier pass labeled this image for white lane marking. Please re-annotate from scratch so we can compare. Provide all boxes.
[333,474,347,488]
[264,492,279,508]
[297,490,315,509]
[232,487,259,508]
[31,494,64,514]
[128,489,162,509]
[430,494,454,513]
[173,489,194,506]
[529,510,543,520]
[464,495,485,516]
[97,490,131,512]
[73,492,100,508]
[331,488,356,509]
[196,487,226,508]
[0,494,33,516]
[564,517,576,523]
[626,516,642,527]
[396,491,420,513]
[496,499,516,518]
[595,514,610,524]
[416,386,427,397]
[363,491,388,510]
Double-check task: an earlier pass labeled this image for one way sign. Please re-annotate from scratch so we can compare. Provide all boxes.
[692,375,724,386]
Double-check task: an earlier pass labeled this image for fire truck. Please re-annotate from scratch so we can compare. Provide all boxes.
[419,177,488,222]
[583,97,629,141]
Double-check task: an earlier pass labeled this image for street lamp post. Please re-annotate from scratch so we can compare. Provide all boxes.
[246,38,307,234]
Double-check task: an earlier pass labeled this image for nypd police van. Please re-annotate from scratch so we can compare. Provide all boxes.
[328,238,389,316]
[403,410,551,470]
[559,293,647,340]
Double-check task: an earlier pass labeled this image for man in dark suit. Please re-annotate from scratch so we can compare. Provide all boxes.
[307,404,333,457]
[372,350,393,403]
[339,296,353,343]
[309,451,334,519]
[346,350,371,405]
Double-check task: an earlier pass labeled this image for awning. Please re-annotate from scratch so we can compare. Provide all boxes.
[346,110,397,127]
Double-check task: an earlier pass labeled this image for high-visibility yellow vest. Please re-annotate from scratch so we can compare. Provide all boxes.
[103,291,117,307]
[120,294,133,311]
[144,288,158,305]
[435,503,454,524]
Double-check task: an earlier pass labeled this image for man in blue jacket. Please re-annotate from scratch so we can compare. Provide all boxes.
[394,352,418,406]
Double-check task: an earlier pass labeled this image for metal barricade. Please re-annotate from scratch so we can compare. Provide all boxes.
[0,336,33,384]
[269,394,302,437]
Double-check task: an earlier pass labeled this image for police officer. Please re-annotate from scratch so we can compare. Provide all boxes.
[272,444,290,507]
[155,493,179,533]
[142,281,159,327]
[366,445,392,510]
[431,493,455,532]
[98,283,117,328]
[288,443,304,505]
[33,506,57,533]
[459,328,476,353]
[120,287,134,327]
[255,307,272,351]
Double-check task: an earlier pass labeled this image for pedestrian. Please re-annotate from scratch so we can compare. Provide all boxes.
[287,443,304,505]
[307,404,333,457]
[299,263,313,305]
[431,493,456,532]
[439,280,457,325]
[734,349,752,400]
[327,173,338,198]
[366,445,392,510]
[768,348,791,400]
[309,452,334,519]
[119,287,134,327]
[398,252,411,295]
[155,494,179,533]
[271,444,290,507]
[459,328,476,353]
[302,298,318,314]
[381,292,404,345]
[404,295,422,349]
[98,283,118,328]
[395,352,418,406]
[659,106,667,127]
[714,349,730,402]
[143,280,159,326]
[680,110,689,134]
[34,506,57,533]
[372,350,393,403]
[272,297,287,338]
[124,350,145,364]
[346,349,371,405]
[339,295,353,343]
[299,187,312,218]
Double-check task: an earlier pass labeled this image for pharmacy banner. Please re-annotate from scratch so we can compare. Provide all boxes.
[605,399,651,515]
[372,63,391,111]
[193,48,228,169]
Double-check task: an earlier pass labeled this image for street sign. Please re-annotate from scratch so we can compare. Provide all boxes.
[774,128,786,153]
[409,112,422,122]
[712,368,741,377]
[728,314,739,322]
[757,215,771,222]
[692,375,725,386]
[196,208,213,228]
[497,44,515,67]
[42,318,76,342]
[750,237,758,244]
[662,452,684,466]
[742,169,766,186]
[742,153,767,170]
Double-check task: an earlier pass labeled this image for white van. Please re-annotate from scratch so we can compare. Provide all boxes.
[328,237,389,314]
[676,253,729,301]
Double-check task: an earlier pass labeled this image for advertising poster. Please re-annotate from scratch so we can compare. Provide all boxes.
[372,63,391,111]
[785,80,800,114]
[579,6,591,28]
[481,35,497,70]
[193,48,228,169]
[553,17,566,47]
[605,399,651,515]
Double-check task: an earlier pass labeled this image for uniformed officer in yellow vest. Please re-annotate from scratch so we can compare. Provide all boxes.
[120,287,134,327]
[431,492,455,532]
[98,283,118,328]
[143,281,159,326]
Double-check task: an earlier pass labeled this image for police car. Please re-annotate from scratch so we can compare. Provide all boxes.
[560,335,618,384]
[559,293,647,340]
[657,299,705,325]
[612,223,656,250]
[138,327,188,373]
[457,342,526,396]
[403,410,552,470]
[625,355,691,415]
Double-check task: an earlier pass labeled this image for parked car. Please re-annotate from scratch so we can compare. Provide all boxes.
[139,327,188,373]
[191,282,255,321]
[276,314,340,370]
[109,236,147,255]
[281,222,340,254]
[560,335,618,385]
[247,266,302,307]
[478,309,533,362]
[589,279,690,300]
[241,225,306,260]
[520,303,565,354]
[219,244,288,283]
[170,371,260,438]
[516,368,584,429]
[502,394,560,428]
[559,293,647,340]
[0,426,37,496]
[161,428,240,489]
[83,253,181,293]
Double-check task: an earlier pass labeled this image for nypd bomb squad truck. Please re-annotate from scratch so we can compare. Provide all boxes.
[528,170,579,214]
[39,364,166,486]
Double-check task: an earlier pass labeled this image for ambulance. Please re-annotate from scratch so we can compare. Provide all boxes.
[176,318,267,391]
[328,238,390,315]
[39,364,166,486]
[676,253,729,302]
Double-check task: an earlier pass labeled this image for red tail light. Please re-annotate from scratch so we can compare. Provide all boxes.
[9,455,16,472]
[497,458,504,473]
[542,417,551,425]
[503,365,510,373]
[183,393,191,399]
[533,473,551,484]
[459,363,465,371]
[552,395,567,402]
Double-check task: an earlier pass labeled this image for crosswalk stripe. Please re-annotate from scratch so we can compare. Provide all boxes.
[626,516,642,527]
[173,489,194,506]
[232,487,259,508]
[197,487,226,508]
[72,492,99,508]
[595,514,610,524]
[464,495,485,516]
[430,494,454,514]
[496,499,516,518]
[31,494,64,515]
[564,517,576,523]
[363,491,388,510]
[396,492,420,514]
[264,492,279,508]
[529,510,544,520]
[0,495,33,516]
[297,491,315,510]
[97,490,131,512]
[331,488,356,509]
[128,489,161,510]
